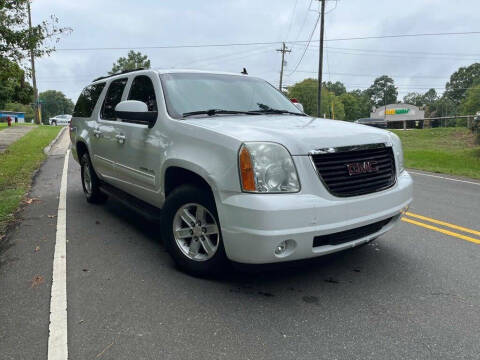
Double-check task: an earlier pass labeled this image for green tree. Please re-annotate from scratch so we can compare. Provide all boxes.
[339,93,361,121]
[0,0,70,64]
[4,102,34,122]
[403,92,424,107]
[39,90,74,124]
[460,81,480,115]
[0,57,33,108]
[109,50,151,75]
[286,78,345,119]
[366,75,398,107]
[323,81,346,96]
[445,63,480,105]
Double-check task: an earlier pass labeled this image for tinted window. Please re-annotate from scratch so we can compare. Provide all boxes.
[101,78,128,120]
[73,83,106,118]
[128,76,157,111]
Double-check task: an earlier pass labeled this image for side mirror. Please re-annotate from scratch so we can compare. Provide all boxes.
[115,100,158,128]
[293,102,304,113]
[290,98,304,113]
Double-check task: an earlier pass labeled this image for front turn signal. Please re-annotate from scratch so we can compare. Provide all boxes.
[239,145,256,192]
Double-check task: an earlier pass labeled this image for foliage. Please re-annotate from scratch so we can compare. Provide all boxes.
[38,90,74,123]
[0,57,33,108]
[4,102,34,122]
[0,125,61,234]
[365,75,398,107]
[323,81,346,96]
[403,92,424,107]
[109,50,151,75]
[445,63,480,105]
[460,81,480,116]
[287,78,344,119]
[0,0,71,65]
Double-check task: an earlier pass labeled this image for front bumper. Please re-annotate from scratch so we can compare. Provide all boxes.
[217,170,413,264]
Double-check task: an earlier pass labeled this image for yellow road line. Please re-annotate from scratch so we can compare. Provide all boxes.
[405,211,480,236]
[402,217,480,245]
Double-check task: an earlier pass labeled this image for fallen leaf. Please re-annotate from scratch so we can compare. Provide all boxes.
[24,198,40,204]
[31,275,44,288]
[82,268,89,272]
[95,220,100,225]
[34,246,40,252]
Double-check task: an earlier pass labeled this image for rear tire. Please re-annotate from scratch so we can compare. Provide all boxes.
[161,185,228,276]
[80,153,108,204]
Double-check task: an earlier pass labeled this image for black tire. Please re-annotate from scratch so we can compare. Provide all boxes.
[52,121,57,126]
[80,153,108,204]
[161,185,228,276]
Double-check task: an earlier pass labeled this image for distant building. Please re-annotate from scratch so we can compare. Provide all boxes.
[370,104,424,129]
[0,110,26,123]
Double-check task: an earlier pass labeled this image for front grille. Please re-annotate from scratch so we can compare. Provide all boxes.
[313,217,393,247]
[311,144,396,197]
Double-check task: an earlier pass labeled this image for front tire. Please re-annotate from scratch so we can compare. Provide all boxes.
[80,153,107,204]
[161,185,228,276]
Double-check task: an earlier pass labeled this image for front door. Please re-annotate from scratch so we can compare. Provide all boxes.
[110,74,162,206]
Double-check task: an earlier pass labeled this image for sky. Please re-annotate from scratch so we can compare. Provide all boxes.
[31,0,480,102]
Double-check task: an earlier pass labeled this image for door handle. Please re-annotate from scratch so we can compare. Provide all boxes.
[115,134,126,144]
[93,129,102,138]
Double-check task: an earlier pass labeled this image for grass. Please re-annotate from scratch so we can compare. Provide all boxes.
[0,126,61,235]
[392,128,480,179]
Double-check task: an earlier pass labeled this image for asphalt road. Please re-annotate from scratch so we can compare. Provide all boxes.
[1,147,480,360]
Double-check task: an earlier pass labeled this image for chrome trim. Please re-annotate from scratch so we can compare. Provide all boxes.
[309,143,397,198]
[308,142,391,156]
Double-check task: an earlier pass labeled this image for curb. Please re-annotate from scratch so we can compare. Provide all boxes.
[44,126,67,155]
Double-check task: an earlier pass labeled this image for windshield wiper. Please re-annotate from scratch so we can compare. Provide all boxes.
[182,109,261,118]
[251,108,307,116]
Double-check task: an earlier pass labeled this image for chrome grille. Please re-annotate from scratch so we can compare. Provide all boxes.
[310,144,396,197]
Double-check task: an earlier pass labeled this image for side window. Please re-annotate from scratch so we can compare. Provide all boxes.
[128,75,157,111]
[101,78,128,120]
[73,83,106,118]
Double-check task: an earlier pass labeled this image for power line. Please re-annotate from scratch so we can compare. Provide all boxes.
[288,14,320,75]
[54,31,480,51]
[285,0,300,41]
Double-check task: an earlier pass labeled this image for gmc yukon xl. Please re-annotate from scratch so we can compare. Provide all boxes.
[70,69,413,275]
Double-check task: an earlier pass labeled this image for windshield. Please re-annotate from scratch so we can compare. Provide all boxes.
[159,73,303,119]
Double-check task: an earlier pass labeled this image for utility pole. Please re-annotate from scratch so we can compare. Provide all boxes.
[27,1,40,125]
[276,42,291,91]
[317,0,326,118]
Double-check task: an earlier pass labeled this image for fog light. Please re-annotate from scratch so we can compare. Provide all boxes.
[275,242,287,255]
[274,239,296,258]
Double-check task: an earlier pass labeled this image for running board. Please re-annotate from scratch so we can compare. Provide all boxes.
[99,181,162,222]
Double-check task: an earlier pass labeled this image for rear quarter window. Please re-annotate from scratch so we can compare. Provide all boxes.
[73,83,106,118]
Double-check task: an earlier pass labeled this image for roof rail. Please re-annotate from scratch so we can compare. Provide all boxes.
[92,68,145,82]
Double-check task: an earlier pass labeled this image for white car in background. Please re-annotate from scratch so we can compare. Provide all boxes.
[49,114,72,126]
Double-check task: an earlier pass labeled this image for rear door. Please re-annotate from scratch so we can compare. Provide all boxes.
[109,74,161,204]
[91,78,129,181]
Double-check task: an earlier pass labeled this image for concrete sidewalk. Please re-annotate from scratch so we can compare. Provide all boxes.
[0,126,35,153]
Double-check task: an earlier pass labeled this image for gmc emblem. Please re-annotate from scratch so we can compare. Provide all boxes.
[346,161,379,176]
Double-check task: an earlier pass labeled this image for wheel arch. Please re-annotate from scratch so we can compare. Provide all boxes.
[163,164,216,201]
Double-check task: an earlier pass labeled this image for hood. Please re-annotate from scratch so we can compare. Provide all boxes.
[183,115,392,155]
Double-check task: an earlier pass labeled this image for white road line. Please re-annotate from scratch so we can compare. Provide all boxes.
[409,171,480,186]
[48,149,70,360]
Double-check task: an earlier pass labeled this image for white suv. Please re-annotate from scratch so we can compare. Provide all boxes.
[70,69,413,275]
[49,114,72,126]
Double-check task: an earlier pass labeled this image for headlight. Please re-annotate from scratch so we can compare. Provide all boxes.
[389,132,404,173]
[238,142,300,193]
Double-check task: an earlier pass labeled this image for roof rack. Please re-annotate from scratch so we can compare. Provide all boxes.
[92,68,145,82]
